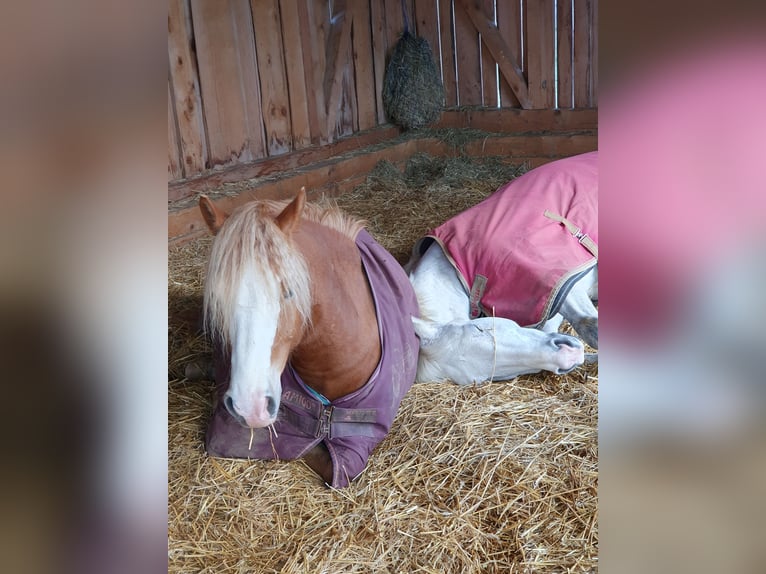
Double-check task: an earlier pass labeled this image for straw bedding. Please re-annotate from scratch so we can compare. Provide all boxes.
[168,153,598,573]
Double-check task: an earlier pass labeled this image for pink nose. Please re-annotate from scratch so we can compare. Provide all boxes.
[223,392,278,428]
[551,335,585,373]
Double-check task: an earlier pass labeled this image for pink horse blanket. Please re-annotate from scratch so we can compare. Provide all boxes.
[415,151,598,327]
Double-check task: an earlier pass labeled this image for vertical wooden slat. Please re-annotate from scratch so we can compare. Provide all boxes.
[413,0,440,62]
[168,82,183,180]
[591,0,598,106]
[525,0,555,109]
[280,0,311,149]
[191,0,265,165]
[251,0,292,156]
[324,5,353,139]
[370,1,389,124]
[314,0,332,143]
[574,0,595,107]
[385,0,406,46]
[168,0,207,176]
[453,0,481,105]
[480,0,499,107]
[298,0,325,144]
[496,0,522,107]
[350,1,377,130]
[557,0,574,109]
[438,0,458,106]
[339,39,357,137]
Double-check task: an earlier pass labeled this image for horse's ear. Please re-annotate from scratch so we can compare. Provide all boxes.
[275,187,306,236]
[199,195,229,235]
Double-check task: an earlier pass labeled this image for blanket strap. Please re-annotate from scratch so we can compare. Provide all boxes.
[543,210,599,258]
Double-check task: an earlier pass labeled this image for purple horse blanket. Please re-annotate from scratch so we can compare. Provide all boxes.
[206,230,419,488]
[414,151,598,327]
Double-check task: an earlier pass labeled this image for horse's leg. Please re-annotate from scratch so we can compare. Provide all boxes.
[302,442,334,485]
[559,278,599,349]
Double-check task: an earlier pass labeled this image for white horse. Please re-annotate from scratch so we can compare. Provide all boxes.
[406,152,599,385]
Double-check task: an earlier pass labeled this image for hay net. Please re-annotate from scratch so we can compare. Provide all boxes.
[382,17,445,130]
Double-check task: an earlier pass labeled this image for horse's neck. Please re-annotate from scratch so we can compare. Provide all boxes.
[290,221,381,400]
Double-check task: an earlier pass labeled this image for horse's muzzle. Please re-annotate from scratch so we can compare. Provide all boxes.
[223,392,278,428]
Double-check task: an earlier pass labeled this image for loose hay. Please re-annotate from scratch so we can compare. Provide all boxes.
[169,154,598,573]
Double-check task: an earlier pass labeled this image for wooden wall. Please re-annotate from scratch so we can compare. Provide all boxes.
[168,0,598,182]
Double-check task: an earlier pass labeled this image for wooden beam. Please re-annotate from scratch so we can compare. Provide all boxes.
[168,124,401,202]
[434,108,597,132]
[169,139,421,244]
[457,0,531,109]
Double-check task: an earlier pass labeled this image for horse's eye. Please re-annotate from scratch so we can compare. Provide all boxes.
[283,288,294,299]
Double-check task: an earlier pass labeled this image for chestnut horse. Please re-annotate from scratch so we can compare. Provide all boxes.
[199,189,419,487]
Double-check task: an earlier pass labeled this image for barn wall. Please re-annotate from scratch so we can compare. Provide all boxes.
[168,0,598,182]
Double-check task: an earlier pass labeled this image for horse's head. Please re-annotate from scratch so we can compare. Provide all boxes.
[200,190,312,428]
[412,316,585,385]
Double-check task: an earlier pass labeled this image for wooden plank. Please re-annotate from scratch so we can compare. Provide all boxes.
[350,1,377,130]
[415,134,596,162]
[168,109,596,202]
[338,30,357,138]
[168,0,207,176]
[557,0,574,109]
[169,130,597,245]
[191,0,266,166]
[459,0,530,109]
[574,0,595,107]
[279,0,311,149]
[525,0,556,108]
[168,124,401,202]
[480,0,499,107]
[370,0,389,124]
[324,6,352,137]
[385,0,406,47]
[438,0,458,106]
[496,0,522,107]
[250,0,292,156]
[434,108,597,131]
[591,0,598,106]
[461,133,597,157]
[297,0,324,144]
[312,0,331,143]
[168,82,183,180]
[453,0,482,105]
[413,0,439,49]
[169,138,421,244]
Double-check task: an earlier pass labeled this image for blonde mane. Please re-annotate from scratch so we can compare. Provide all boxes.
[203,198,366,344]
